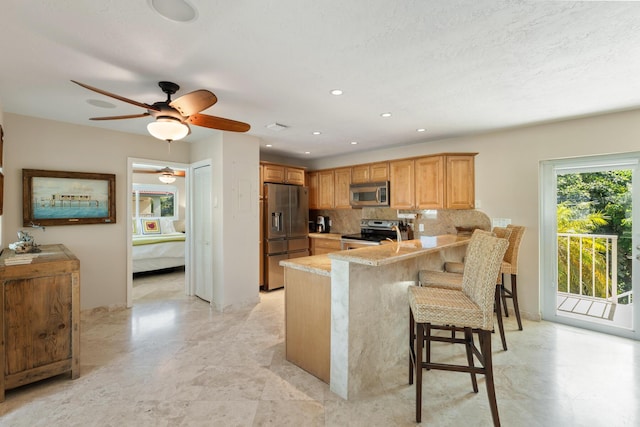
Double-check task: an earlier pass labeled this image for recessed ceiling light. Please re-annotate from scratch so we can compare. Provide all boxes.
[350,141,358,145]
[380,112,392,118]
[312,131,322,135]
[417,128,426,132]
[87,99,116,108]
[330,89,343,96]
[305,151,311,154]
[148,0,198,23]
[265,144,273,147]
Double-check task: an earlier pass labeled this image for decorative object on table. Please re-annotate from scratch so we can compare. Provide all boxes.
[9,228,44,253]
[22,169,116,226]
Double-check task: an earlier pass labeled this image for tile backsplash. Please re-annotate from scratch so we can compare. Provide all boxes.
[310,208,490,237]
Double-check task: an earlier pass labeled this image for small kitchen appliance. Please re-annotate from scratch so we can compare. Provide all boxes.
[316,215,330,233]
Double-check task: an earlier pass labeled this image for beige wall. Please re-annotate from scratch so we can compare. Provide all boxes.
[302,109,640,321]
[3,113,191,309]
[190,132,261,311]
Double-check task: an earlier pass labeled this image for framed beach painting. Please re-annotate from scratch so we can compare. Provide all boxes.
[23,169,116,226]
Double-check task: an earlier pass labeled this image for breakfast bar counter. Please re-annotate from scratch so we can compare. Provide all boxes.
[281,234,469,400]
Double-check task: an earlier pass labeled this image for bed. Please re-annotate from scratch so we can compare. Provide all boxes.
[132,217,186,274]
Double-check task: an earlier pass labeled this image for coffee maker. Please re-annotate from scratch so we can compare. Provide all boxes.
[316,215,330,233]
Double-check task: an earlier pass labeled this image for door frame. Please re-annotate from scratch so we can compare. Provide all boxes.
[126,157,192,307]
[540,152,639,340]
[188,159,213,301]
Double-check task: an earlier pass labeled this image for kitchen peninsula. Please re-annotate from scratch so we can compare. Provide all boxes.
[281,235,469,400]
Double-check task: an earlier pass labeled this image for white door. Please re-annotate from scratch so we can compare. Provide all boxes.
[541,153,639,340]
[193,164,213,302]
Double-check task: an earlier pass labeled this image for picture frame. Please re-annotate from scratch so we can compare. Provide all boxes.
[22,169,116,226]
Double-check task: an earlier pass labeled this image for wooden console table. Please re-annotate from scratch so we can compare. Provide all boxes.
[0,244,80,401]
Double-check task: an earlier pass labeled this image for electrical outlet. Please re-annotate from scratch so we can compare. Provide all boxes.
[419,224,425,232]
[475,199,481,208]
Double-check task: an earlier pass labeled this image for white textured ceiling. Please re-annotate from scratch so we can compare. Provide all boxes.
[2,1,640,159]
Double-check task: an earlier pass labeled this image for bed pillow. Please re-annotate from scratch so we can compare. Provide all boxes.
[132,218,139,235]
[160,217,176,234]
[141,218,161,235]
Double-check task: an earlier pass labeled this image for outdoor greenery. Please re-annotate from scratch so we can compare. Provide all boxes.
[556,171,632,302]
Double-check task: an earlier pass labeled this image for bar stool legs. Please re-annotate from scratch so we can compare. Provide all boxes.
[409,309,501,426]
[501,274,523,331]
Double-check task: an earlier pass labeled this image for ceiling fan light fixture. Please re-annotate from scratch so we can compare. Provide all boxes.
[159,173,176,184]
[147,117,189,142]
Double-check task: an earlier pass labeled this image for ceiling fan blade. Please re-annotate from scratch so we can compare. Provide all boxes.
[187,113,251,132]
[71,80,161,112]
[133,168,186,177]
[90,113,150,121]
[170,90,217,116]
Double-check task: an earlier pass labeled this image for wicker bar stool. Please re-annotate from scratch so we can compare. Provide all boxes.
[417,227,511,351]
[409,231,508,426]
[500,225,526,330]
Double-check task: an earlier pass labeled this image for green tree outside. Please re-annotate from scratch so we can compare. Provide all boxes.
[556,171,632,303]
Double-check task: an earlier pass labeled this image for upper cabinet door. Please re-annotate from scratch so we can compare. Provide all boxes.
[445,155,475,209]
[351,165,369,184]
[263,164,285,183]
[285,167,305,186]
[369,162,389,182]
[390,159,415,209]
[317,170,335,209]
[415,156,444,209]
[307,172,319,209]
[334,168,352,209]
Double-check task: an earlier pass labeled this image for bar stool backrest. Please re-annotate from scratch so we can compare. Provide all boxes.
[461,230,509,330]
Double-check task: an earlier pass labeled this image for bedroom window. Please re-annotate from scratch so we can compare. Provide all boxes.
[132,184,178,219]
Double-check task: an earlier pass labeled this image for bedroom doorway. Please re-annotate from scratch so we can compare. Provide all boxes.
[127,158,190,307]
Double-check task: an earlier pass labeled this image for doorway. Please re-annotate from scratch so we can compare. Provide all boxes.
[127,158,190,307]
[540,153,639,340]
[191,162,213,302]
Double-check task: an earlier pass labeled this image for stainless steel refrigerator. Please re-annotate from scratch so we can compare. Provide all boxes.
[264,183,309,291]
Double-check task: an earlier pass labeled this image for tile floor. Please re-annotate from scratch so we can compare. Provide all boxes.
[1,270,639,426]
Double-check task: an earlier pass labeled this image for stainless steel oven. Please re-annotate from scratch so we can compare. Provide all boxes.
[340,219,399,249]
[349,181,389,207]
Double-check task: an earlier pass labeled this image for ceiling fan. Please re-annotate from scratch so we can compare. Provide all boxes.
[71,80,251,143]
[133,166,185,184]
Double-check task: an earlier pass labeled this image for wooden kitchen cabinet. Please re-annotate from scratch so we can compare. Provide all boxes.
[307,171,319,209]
[333,167,352,209]
[445,154,475,209]
[0,244,80,401]
[391,154,475,210]
[390,159,415,209]
[317,170,335,209]
[415,155,444,209]
[310,236,342,255]
[351,162,389,184]
[262,163,305,186]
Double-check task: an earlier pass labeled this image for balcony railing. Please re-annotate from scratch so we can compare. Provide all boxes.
[557,233,633,305]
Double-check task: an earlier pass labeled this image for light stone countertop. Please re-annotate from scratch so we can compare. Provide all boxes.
[280,254,332,276]
[281,234,469,275]
[328,234,469,267]
[308,233,343,240]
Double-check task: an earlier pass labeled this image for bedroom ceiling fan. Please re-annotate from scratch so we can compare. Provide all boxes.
[72,80,251,143]
[133,166,185,184]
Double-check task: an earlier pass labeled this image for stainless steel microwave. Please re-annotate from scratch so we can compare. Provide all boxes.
[349,181,390,207]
